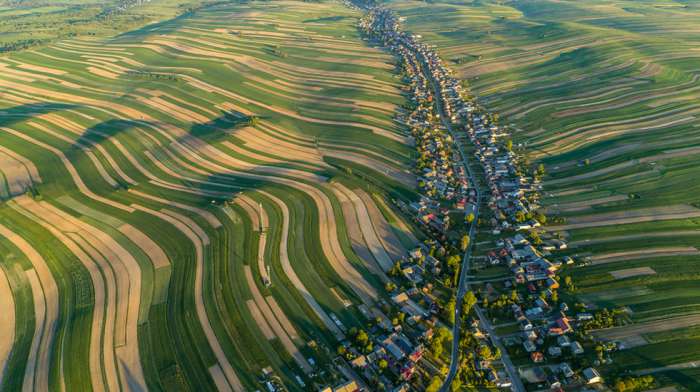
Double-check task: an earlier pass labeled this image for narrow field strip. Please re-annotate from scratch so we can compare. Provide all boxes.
[235,195,270,284]
[611,267,657,280]
[589,247,700,265]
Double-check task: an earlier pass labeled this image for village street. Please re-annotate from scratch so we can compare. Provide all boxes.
[425,67,525,392]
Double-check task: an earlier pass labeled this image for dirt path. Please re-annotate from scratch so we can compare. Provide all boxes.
[0,265,15,385]
[133,205,244,391]
[256,190,345,340]
[0,223,60,392]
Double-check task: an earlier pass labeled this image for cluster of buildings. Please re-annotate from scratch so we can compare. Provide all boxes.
[333,292,445,392]
[358,5,613,391]
[360,8,476,240]
[359,7,509,390]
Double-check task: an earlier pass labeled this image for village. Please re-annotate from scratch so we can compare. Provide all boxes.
[311,4,624,392]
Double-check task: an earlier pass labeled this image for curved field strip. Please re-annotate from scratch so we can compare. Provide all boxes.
[243,266,311,373]
[356,189,409,262]
[0,147,39,198]
[332,183,391,280]
[15,197,147,391]
[333,183,394,273]
[0,265,14,384]
[235,194,270,284]
[0,223,59,392]
[588,247,700,266]
[132,204,244,392]
[257,190,346,340]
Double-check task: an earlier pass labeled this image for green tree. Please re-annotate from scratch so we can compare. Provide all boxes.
[478,344,493,360]
[462,291,477,315]
[426,376,442,392]
[447,254,461,271]
[460,234,470,251]
[444,297,456,324]
[510,290,519,302]
[466,213,475,223]
[534,212,547,225]
[356,330,369,347]
[536,163,545,176]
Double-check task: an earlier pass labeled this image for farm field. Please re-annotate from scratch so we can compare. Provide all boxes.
[0,0,421,390]
[383,0,700,389]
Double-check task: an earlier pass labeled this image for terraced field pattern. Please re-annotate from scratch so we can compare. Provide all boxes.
[0,1,421,390]
[385,0,700,388]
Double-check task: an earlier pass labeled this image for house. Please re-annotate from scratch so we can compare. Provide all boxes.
[571,341,584,355]
[523,340,536,352]
[408,248,422,259]
[350,355,367,368]
[583,367,603,384]
[530,351,544,363]
[549,317,572,335]
[547,346,562,357]
[523,329,537,341]
[324,380,360,392]
[560,363,574,378]
[557,335,570,347]
[577,313,594,322]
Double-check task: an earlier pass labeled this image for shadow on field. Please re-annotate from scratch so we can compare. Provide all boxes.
[188,111,251,143]
[0,103,77,129]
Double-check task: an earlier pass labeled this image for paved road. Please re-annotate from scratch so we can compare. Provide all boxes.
[420,59,525,392]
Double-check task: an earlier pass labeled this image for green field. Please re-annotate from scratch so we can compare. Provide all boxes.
[382,0,700,389]
[0,1,422,390]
